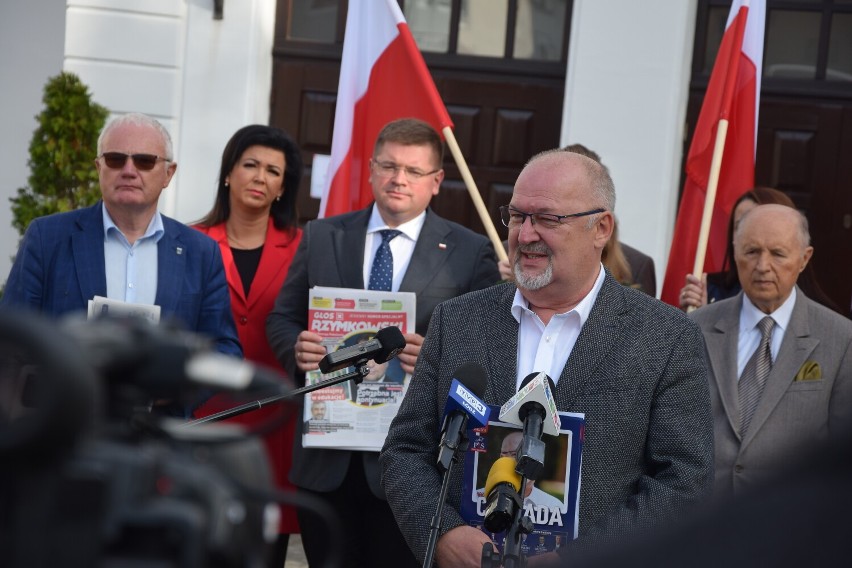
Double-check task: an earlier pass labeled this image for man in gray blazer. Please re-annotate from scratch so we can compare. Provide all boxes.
[690,204,852,496]
[380,150,713,566]
[266,118,499,567]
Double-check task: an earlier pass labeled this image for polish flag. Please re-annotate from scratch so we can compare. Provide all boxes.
[660,0,765,306]
[319,0,453,218]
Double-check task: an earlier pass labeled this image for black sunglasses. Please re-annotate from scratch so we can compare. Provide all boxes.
[100,152,169,171]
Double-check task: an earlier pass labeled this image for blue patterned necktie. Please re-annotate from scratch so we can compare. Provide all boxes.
[739,316,775,436]
[368,230,402,291]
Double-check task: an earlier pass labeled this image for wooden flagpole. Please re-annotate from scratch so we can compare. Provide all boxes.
[687,118,730,312]
[442,126,509,263]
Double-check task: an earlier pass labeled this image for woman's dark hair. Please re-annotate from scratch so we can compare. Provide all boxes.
[196,125,302,231]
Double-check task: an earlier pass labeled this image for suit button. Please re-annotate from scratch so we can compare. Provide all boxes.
[239,316,248,325]
[734,464,744,473]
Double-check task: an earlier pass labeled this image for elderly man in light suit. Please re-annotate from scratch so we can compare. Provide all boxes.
[690,204,852,496]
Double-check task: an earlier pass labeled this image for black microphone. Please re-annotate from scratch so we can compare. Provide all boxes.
[498,372,561,481]
[436,362,490,472]
[318,326,406,374]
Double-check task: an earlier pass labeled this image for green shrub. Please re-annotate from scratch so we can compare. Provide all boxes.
[10,72,108,236]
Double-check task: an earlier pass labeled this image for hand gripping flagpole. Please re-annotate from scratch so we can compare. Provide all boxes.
[687,6,750,313]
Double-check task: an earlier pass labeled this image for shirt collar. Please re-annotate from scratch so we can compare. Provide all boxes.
[102,204,165,243]
[740,287,797,335]
[366,205,426,242]
[511,263,607,323]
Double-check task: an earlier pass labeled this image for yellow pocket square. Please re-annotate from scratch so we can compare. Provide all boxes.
[794,360,822,381]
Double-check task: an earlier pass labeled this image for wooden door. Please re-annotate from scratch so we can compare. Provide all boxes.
[269,0,571,245]
[688,0,852,313]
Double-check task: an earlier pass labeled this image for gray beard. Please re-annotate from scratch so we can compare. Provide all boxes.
[513,248,554,291]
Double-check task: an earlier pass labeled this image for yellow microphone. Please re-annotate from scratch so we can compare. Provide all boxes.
[483,456,523,532]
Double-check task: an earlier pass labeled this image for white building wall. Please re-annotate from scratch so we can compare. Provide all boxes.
[62,0,276,222]
[0,0,67,285]
[563,0,698,295]
[175,0,277,223]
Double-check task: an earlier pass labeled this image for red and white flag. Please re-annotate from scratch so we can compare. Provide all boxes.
[661,0,765,306]
[319,0,453,218]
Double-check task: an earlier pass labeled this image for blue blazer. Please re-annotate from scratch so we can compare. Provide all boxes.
[1,202,241,357]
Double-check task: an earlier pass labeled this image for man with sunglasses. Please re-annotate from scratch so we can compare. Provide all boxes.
[266,118,500,567]
[2,113,241,397]
[380,149,713,567]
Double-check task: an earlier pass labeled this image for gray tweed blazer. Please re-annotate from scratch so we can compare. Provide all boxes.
[380,273,714,561]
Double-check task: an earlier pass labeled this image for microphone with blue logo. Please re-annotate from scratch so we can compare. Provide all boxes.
[436,362,490,472]
[424,362,490,568]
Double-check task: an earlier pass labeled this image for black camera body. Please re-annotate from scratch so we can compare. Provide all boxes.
[0,312,278,568]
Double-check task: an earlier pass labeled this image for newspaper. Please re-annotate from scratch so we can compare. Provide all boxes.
[302,286,416,452]
[87,295,161,323]
[459,406,585,557]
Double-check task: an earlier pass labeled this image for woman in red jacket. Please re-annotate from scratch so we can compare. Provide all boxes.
[193,124,303,567]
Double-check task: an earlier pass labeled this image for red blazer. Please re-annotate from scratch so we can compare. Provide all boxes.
[193,219,302,533]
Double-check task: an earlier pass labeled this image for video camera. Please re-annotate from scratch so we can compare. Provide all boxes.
[0,311,293,568]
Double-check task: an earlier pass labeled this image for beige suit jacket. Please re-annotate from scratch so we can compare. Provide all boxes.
[690,288,852,495]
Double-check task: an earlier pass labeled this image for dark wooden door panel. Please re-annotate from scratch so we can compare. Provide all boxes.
[683,93,852,313]
[822,107,852,313]
[754,99,851,312]
[270,59,341,220]
[270,60,564,235]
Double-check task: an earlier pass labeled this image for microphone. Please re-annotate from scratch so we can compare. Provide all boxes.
[318,326,406,374]
[423,363,491,568]
[499,372,561,481]
[436,362,490,472]
[482,456,523,533]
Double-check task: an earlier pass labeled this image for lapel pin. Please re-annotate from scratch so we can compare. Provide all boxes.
[176,247,183,255]
[438,243,447,250]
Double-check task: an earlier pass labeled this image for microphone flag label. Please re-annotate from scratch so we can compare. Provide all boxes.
[499,372,562,436]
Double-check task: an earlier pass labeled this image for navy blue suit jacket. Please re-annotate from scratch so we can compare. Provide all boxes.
[1,202,241,357]
[266,205,500,497]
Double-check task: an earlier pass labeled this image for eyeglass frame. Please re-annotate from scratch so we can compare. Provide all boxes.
[98,152,171,171]
[499,205,606,229]
[370,159,441,181]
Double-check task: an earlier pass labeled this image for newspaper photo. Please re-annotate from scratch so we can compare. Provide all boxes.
[301,286,416,452]
[459,405,585,558]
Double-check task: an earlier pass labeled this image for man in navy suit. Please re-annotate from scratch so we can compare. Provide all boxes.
[1,113,241,363]
[266,118,500,567]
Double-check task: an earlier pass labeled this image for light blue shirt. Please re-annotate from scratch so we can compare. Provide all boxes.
[736,288,796,378]
[103,206,164,305]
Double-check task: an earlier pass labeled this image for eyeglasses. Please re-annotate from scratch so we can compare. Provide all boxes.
[99,152,169,171]
[499,205,606,230]
[371,160,440,181]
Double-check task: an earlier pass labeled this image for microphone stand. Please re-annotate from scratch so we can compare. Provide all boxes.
[423,431,468,568]
[499,473,533,568]
[183,362,370,427]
